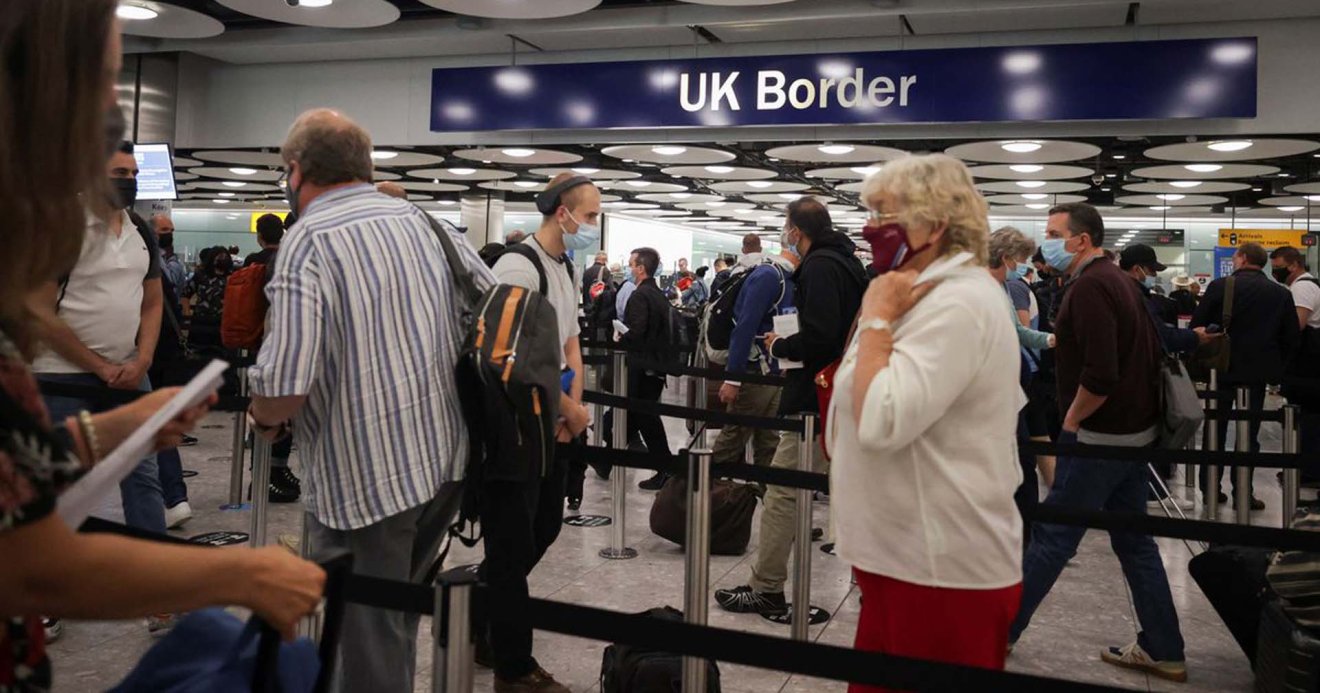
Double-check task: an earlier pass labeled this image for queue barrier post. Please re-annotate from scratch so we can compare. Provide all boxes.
[431,577,475,693]
[601,351,638,560]
[249,433,272,548]
[791,412,817,642]
[227,364,249,507]
[692,347,710,449]
[1283,404,1301,528]
[682,447,713,693]
[1234,386,1252,526]
[1205,370,1220,519]
[296,515,321,642]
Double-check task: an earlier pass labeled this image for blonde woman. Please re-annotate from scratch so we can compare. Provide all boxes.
[828,154,1023,690]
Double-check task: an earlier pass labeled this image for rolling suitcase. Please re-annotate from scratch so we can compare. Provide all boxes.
[1187,545,1273,662]
[1255,599,1320,692]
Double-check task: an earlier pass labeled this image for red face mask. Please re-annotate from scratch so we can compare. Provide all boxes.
[862,222,933,273]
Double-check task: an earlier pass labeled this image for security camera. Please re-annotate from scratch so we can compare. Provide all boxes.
[1091,173,1105,186]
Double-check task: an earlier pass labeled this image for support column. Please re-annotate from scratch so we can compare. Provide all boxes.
[460,193,505,249]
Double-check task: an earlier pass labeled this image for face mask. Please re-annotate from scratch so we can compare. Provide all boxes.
[780,228,801,259]
[1143,274,1158,289]
[104,105,126,161]
[111,177,137,209]
[1007,263,1030,281]
[560,210,601,251]
[158,234,174,251]
[862,221,932,273]
[1273,267,1292,284]
[216,257,233,274]
[283,169,301,216]
[1040,237,1076,273]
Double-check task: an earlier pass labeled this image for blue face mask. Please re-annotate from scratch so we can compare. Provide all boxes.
[781,228,801,259]
[1040,237,1075,273]
[561,210,601,251]
[1007,263,1030,281]
[1143,274,1158,289]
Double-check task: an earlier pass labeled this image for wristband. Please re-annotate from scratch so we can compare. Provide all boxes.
[857,317,893,335]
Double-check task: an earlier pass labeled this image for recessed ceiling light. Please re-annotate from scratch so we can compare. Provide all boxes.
[1101,187,1111,192]
[1001,141,1043,153]
[448,168,476,175]
[817,143,855,156]
[1280,206,1304,212]
[705,165,735,174]
[1307,196,1320,202]
[747,181,775,189]
[1252,187,1262,192]
[222,181,246,188]
[1105,173,1117,178]
[300,0,333,6]
[1278,172,1293,178]
[229,167,257,175]
[1025,204,1049,210]
[1021,193,1048,200]
[851,166,881,176]
[1112,154,1127,160]
[513,181,539,188]
[213,199,230,204]
[370,150,398,160]
[438,200,457,206]
[1150,206,1171,211]
[1009,164,1044,173]
[1157,194,1186,201]
[218,192,236,198]
[1170,181,1203,188]
[707,201,727,207]
[625,180,652,188]
[670,192,692,199]
[1207,140,1253,152]
[1016,181,1047,189]
[502,148,536,158]
[651,145,687,157]
[778,193,799,200]
[1184,164,1223,173]
[571,167,599,175]
[116,3,159,20]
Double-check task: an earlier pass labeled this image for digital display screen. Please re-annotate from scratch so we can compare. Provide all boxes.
[133,142,177,201]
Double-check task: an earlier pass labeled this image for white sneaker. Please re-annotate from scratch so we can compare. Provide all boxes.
[1101,641,1187,682]
[1147,495,1195,512]
[165,501,193,529]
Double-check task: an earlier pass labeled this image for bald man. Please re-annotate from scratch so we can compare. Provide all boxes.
[375,181,407,199]
[151,213,186,297]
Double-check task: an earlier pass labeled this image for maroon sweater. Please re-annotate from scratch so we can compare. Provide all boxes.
[1053,256,1161,435]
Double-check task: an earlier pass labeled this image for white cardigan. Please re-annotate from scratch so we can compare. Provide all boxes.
[827,253,1025,590]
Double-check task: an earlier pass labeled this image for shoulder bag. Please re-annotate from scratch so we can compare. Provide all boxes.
[1188,276,1233,382]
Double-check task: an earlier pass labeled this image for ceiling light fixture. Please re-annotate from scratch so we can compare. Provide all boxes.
[1021,193,1048,200]
[299,0,333,6]
[1280,206,1304,212]
[1000,141,1043,153]
[501,148,536,158]
[1112,154,1127,160]
[222,181,245,188]
[513,181,539,188]
[213,199,230,205]
[1009,164,1044,173]
[625,180,652,188]
[229,167,257,175]
[851,166,881,176]
[670,192,692,199]
[747,181,775,189]
[1207,140,1253,152]
[448,168,476,175]
[1025,203,1049,210]
[1170,181,1203,188]
[370,150,398,160]
[1016,180,1047,189]
[1307,196,1320,202]
[116,3,159,20]
[817,143,855,156]
[705,165,735,174]
[438,200,457,206]
[571,167,599,175]
[1157,194,1186,201]
[1252,187,1262,192]
[1184,164,1223,173]
[707,201,726,207]
[651,145,688,157]
[218,192,236,198]
[778,193,798,200]
[1150,206,1171,211]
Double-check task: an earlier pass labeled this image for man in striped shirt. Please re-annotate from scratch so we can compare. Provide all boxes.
[249,109,495,693]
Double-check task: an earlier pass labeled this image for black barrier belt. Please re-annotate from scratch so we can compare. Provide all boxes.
[1027,503,1320,552]
[1203,409,1286,423]
[580,353,611,367]
[1018,440,1307,470]
[558,443,830,492]
[625,354,787,387]
[519,591,1127,692]
[582,389,805,434]
[579,338,695,355]
[341,574,433,615]
[39,380,251,413]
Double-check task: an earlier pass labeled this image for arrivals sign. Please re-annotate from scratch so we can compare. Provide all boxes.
[1217,229,1305,248]
[430,37,1257,132]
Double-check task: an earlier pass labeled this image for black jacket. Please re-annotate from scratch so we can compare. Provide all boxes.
[1191,268,1300,385]
[770,231,868,415]
[1136,280,1198,354]
[619,277,671,370]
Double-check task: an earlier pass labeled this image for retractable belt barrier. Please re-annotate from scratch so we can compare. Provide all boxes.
[38,380,252,413]
[1018,440,1307,470]
[582,389,804,433]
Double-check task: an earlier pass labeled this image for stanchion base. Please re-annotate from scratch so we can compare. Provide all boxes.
[819,542,836,555]
[599,547,639,560]
[219,502,250,511]
[762,605,831,626]
[564,515,612,527]
[181,470,198,478]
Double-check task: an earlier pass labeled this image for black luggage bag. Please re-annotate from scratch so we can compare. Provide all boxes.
[1188,545,1273,662]
[600,607,720,693]
[1255,599,1320,692]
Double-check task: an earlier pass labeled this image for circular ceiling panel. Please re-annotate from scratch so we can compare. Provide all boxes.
[612,180,689,194]
[1129,163,1280,180]
[744,193,835,204]
[710,181,811,194]
[1260,196,1320,207]
[765,143,907,164]
[399,182,470,193]
[602,145,735,165]
[372,170,402,181]
[173,172,198,181]
[369,151,444,167]
[1122,181,1251,194]
[806,166,884,181]
[983,205,1052,216]
[969,164,1094,181]
[409,168,516,182]
[944,140,1101,164]
[627,209,694,218]
[418,0,601,19]
[1144,138,1320,162]
[406,194,433,202]
[677,201,756,212]
[1115,194,1229,207]
[215,0,400,28]
[635,193,717,204]
[191,150,283,167]
[976,181,1090,194]
[660,165,776,181]
[678,0,795,5]
[188,181,280,192]
[190,167,285,182]
[479,180,548,192]
[530,167,640,180]
[835,182,866,194]
[453,147,582,166]
[172,157,203,168]
[985,194,1088,206]
[1284,183,1320,195]
[117,1,225,38]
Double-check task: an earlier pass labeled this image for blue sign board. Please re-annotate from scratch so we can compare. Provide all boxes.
[1214,246,1237,279]
[430,37,1256,132]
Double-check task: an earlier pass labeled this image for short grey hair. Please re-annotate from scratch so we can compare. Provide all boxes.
[861,154,990,266]
[281,108,373,186]
[988,226,1037,269]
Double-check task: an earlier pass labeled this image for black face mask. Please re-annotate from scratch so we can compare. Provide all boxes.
[111,177,137,209]
[158,234,174,251]
[215,257,233,274]
[105,105,126,161]
[1273,267,1292,284]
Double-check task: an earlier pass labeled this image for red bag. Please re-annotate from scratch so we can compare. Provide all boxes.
[220,263,269,350]
[815,361,840,461]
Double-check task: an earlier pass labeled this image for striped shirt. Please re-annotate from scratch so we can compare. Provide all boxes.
[249,184,494,530]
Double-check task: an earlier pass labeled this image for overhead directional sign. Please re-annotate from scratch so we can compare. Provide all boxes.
[431,37,1257,132]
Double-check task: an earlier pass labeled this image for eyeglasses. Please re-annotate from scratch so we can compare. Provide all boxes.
[866,211,900,223]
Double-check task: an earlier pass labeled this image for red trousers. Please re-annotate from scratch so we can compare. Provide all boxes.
[849,568,1022,693]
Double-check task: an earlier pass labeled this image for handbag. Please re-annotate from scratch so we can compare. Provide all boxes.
[814,315,860,462]
[1188,276,1233,382]
[1144,300,1205,449]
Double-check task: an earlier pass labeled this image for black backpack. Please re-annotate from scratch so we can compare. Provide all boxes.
[700,261,784,365]
[600,607,721,693]
[420,214,564,557]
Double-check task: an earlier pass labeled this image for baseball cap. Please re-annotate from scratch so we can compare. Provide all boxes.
[1118,243,1167,272]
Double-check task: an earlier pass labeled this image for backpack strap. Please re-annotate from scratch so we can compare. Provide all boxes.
[415,207,484,307]
[1222,275,1235,332]
[502,242,551,297]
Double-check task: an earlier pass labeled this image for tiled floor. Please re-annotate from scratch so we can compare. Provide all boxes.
[50,380,1286,692]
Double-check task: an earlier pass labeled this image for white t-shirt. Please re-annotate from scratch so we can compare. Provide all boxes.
[1291,272,1320,329]
[492,237,581,363]
[33,211,152,374]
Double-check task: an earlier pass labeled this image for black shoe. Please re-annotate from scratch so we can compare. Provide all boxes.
[1203,491,1229,505]
[811,527,824,542]
[268,469,300,504]
[639,472,669,491]
[567,497,582,511]
[474,631,495,669]
[589,462,611,480]
[273,467,302,492]
[714,585,788,615]
[1234,496,1266,511]
[180,434,198,447]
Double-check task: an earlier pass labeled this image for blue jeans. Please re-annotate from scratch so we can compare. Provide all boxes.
[38,372,166,533]
[1010,431,1184,662]
[157,446,188,507]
